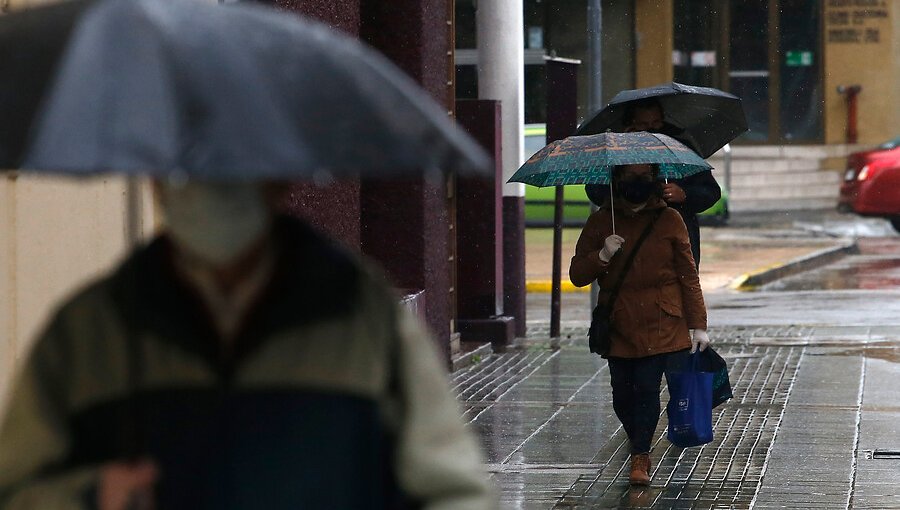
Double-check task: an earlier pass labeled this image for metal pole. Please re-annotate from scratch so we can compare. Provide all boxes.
[587,0,603,112]
[587,0,602,312]
[550,186,564,339]
[723,143,732,196]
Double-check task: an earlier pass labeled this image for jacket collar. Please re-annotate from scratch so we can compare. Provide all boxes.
[110,216,360,379]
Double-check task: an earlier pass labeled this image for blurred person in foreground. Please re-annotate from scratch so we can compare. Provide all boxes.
[584,98,721,268]
[570,163,709,486]
[0,180,493,509]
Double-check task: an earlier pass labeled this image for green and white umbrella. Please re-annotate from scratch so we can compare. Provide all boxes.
[508,131,711,187]
[509,131,712,234]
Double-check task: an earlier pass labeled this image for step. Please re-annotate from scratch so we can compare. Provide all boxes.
[730,196,838,213]
[708,144,865,160]
[729,170,842,188]
[730,183,839,201]
[450,341,493,372]
[708,158,823,174]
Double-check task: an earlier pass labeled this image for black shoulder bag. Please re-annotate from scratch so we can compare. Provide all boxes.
[588,209,662,356]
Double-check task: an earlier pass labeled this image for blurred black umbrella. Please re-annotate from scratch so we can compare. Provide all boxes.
[2,0,489,178]
[575,82,747,158]
[0,0,94,168]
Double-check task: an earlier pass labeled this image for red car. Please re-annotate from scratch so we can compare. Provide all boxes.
[839,136,900,233]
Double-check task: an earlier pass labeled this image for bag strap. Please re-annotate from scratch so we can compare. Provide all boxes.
[602,208,663,310]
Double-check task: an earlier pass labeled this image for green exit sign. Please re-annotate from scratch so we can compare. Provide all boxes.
[785,51,813,67]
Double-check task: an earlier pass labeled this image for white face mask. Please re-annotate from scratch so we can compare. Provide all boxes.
[157,181,272,267]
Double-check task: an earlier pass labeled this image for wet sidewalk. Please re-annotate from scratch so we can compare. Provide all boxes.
[459,213,900,509]
[456,322,900,509]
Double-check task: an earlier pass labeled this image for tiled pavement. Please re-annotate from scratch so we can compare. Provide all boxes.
[453,325,900,509]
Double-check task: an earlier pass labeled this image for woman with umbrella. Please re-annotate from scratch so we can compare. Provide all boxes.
[510,131,712,485]
[569,160,709,486]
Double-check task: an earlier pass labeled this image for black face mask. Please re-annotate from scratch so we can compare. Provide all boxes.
[616,179,656,204]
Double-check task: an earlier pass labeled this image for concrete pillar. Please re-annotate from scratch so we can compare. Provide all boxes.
[477,0,524,189]
[634,0,673,88]
[477,0,526,337]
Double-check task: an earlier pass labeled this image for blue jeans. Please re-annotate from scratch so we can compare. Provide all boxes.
[607,349,691,454]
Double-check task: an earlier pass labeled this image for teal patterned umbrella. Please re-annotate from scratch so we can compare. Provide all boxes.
[508,131,711,187]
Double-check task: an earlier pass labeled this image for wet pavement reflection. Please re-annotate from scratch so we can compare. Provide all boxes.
[765,238,900,291]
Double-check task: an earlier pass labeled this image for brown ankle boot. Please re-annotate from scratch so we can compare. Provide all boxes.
[629,453,651,485]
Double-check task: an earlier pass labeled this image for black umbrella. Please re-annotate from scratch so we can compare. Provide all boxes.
[0,0,94,169]
[2,0,489,179]
[575,82,747,159]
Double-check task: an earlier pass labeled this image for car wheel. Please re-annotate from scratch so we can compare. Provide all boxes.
[891,217,900,234]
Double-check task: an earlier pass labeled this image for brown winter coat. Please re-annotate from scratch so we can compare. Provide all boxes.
[569,197,707,358]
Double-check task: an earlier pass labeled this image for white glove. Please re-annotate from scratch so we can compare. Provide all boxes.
[691,329,710,353]
[598,235,625,263]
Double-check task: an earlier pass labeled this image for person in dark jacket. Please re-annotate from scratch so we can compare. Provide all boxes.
[584,98,721,268]
[0,180,494,510]
[571,163,709,486]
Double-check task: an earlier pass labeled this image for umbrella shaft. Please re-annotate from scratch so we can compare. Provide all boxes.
[609,183,615,235]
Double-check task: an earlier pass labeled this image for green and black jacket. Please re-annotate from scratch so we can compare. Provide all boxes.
[0,217,493,510]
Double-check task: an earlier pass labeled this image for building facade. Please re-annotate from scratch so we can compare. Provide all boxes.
[458,0,899,212]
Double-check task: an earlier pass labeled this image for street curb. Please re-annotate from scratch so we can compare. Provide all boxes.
[526,240,859,293]
[728,239,859,291]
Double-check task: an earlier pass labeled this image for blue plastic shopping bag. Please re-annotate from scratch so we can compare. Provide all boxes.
[665,352,714,448]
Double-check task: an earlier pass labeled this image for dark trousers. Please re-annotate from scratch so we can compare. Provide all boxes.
[607,349,691,454]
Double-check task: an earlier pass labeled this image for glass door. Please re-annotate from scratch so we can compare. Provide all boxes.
[671,0,826,143]
[778,0,822,142]
[728,0,770,142]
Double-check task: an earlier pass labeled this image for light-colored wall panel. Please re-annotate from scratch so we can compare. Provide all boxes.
[13,175,131,349]
[0,175,15,402]
[1,174,154,411]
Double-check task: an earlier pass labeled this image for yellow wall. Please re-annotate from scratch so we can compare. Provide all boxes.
[824,2,898,144]
[634,0,674,88]
[0,174,155,410]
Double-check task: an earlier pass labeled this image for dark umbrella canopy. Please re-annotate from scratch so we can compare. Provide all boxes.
[508,132,711,187]
[0,0,94,169]
[5,0,489,179]
[575,82,747,159]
